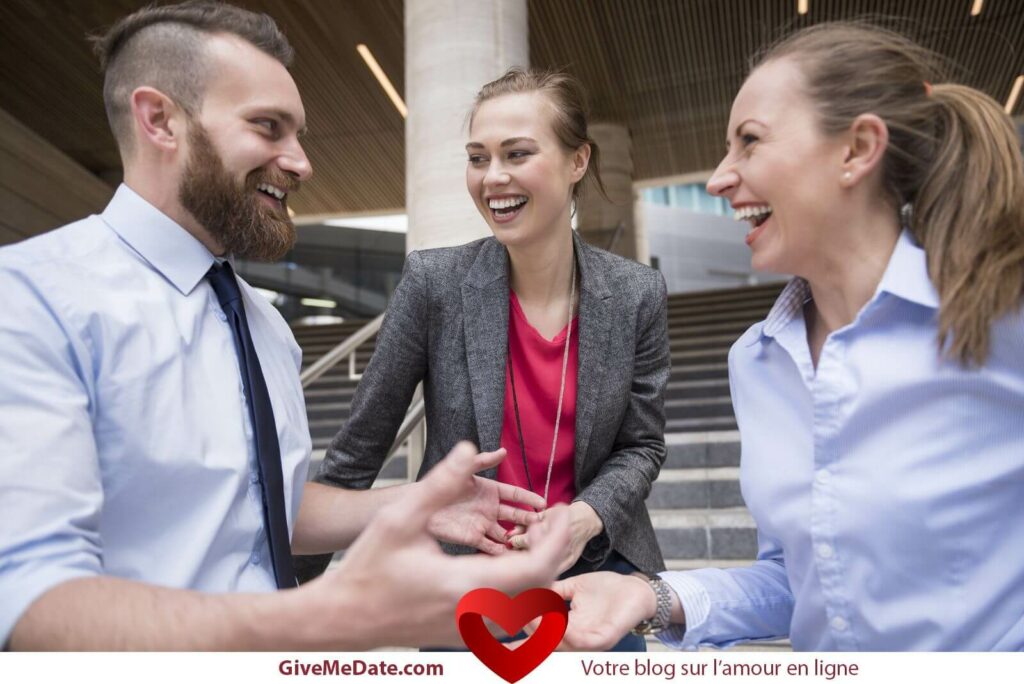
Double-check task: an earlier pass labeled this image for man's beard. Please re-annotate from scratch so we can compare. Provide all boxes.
[178,121,298,261]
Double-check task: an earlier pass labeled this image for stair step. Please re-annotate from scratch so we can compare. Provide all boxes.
[649,474,744,509]
[666,416,737,432]
[665,437,740,468]
[655,525,757,560]
[666,306,773,325]
[668,296,777,314]
[669,333,744,348]
[649,507,753,528]
[307,414,739,438]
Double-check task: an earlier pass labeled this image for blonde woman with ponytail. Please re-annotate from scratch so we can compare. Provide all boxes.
[549,22,1024,651]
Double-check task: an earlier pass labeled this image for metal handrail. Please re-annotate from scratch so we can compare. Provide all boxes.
[299,313,384,388]
[606,220,625,252]
[387,396,425,459]
[299,314,426,478]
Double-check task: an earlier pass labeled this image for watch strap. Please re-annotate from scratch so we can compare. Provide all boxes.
[630,573,673,635]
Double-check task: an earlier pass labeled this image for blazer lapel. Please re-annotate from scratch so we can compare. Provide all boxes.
[461,240,510,469]
[573,234,613,475]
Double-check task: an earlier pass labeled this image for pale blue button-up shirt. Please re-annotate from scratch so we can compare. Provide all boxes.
[659,230,1024,650]
[0,185,311,643]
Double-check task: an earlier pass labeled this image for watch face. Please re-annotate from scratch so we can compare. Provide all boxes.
[631,622,657,636]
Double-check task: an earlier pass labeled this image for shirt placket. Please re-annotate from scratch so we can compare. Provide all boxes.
[775,314,858,650]
[807,334,858,650]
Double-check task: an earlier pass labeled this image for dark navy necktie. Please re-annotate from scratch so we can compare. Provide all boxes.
[207,262,296,589]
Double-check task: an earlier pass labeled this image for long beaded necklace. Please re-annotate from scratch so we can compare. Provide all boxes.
[507,251,577,505]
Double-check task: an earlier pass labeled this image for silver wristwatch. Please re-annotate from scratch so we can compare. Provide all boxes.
[631,573,673,635]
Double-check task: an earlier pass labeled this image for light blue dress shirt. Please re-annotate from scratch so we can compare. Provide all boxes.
[658,230,1024,651]
[0,185,311,643]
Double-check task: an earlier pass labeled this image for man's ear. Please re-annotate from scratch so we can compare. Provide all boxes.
[839,113,889,187]
[130,86,185,153]
[570,142,592,184]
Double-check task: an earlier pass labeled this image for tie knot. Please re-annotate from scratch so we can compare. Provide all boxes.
[206,262,242,309]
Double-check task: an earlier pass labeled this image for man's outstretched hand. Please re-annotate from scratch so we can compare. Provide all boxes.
[305,442,570,649]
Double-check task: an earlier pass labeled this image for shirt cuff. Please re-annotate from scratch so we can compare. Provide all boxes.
[579,529,610,566]
[655,570,711,650]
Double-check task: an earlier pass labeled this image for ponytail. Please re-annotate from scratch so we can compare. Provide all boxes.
[914,85,1024,365]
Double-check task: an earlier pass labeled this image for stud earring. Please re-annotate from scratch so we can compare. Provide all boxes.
[843,171,853,182]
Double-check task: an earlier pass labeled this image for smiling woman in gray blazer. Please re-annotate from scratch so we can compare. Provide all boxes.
[315,69,669,646]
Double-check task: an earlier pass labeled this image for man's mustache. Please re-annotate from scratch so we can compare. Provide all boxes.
[246,171,301,195]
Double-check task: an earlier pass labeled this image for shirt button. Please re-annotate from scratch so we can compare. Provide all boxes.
[250,471,260,484]
[217,311,227,322]
[831,616,849,631]
[817,544,834,559]
[250,551,261,565]
[815,469,832,485]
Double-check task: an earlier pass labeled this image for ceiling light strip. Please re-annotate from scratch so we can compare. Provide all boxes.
[1005,75,1023,114]
[970,0,984,17]
[356,43,408,118]
[300,298,338,309]
[797,0,809,15]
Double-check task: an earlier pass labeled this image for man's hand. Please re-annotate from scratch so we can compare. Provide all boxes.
[507,500,603,573]
[426,448,546,554]
[298,442,571,649]
[550,571,656,650]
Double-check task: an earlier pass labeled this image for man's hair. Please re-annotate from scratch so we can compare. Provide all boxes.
[90,1,294,157]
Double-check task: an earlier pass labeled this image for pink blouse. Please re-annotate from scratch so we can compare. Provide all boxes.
[498,291,579,517]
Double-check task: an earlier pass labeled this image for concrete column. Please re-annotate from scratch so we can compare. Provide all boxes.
[576,122,646,263]
[405,0,528,252]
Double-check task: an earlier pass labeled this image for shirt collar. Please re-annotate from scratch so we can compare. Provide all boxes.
[757,277,811,343]
[875,228,940,310]
[753,229,939,346]
[100,184,217,296]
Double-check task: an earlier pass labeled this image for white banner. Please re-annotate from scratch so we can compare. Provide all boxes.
[2,652,1022,684]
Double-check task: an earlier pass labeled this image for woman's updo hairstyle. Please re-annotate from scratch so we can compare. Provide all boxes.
[469,67,609,210]
[758,21,1024,366]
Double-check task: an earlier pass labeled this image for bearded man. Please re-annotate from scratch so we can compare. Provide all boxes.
[0,1,566,650]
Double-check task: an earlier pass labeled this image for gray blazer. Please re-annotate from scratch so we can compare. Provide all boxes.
[316,232,669,573]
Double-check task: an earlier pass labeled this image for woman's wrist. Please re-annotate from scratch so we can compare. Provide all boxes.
[569,500,604,540]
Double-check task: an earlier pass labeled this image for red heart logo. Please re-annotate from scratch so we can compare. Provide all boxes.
[456,588,567,683]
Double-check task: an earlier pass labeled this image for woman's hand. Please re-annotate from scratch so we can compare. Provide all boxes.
[507,500,603,573]
[508,571,657,652]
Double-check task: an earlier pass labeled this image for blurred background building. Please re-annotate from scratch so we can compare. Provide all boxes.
[3,0,1022,320]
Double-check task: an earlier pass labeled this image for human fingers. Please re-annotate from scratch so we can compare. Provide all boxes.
[507,533,529,550]
[524,504,570,553]
[506,524,527,538]
[471,447,507,472]
[379,442,479,543]
[495,481,547,511]
[549,577,578,601]
[477,506,570,591]
[486,522,509,547]
[497,503,541,527]
[475,536,509,556]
